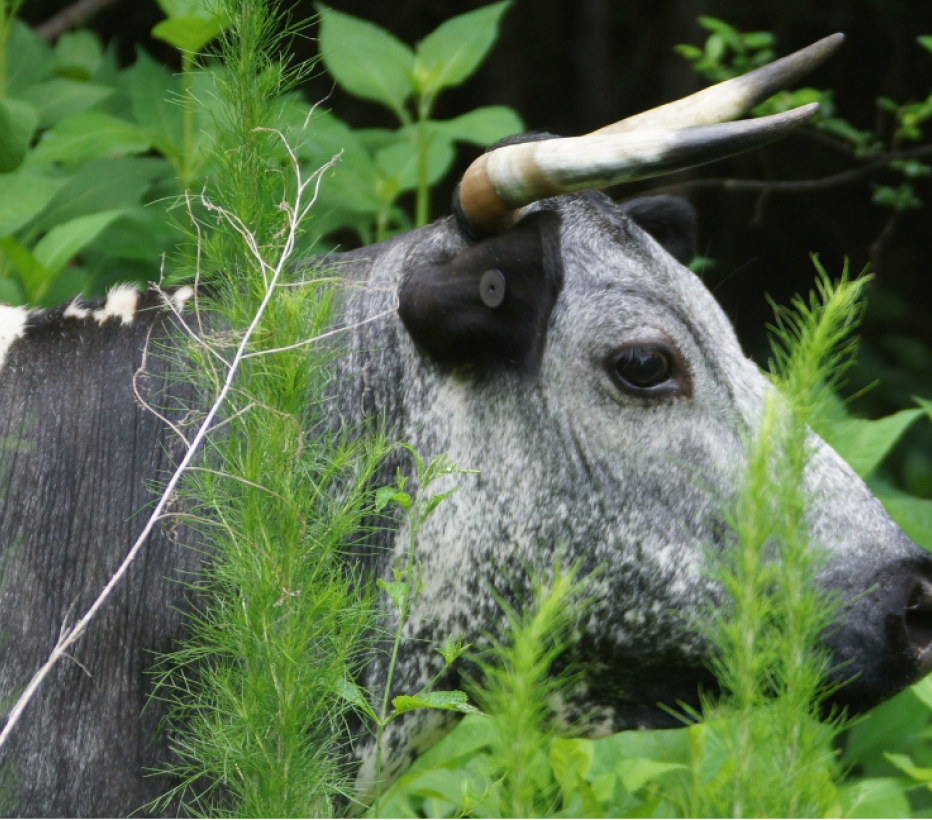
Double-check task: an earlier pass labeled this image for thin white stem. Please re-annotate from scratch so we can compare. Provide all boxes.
[0,143,342,754]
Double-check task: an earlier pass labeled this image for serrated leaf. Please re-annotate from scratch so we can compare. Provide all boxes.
[152,15,229,54]
[33,210,124,277]
[27,111,151,167]
[0,99,37,173]
[317,6,415,120]
[0,174,65,236]
[392,690,482,715]
[13,79,113,129]
[820,408,923,478]
[437,105,523,146]
[413,2,510,97]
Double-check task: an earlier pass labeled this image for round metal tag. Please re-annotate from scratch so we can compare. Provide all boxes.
[479,268,506,308]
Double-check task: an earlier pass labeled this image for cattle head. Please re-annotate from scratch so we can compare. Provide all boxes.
[350,33,932,789]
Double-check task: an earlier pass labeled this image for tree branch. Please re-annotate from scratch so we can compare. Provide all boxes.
[36,0,121,41]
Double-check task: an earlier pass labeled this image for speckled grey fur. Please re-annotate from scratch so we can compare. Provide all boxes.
[332,192,931,800]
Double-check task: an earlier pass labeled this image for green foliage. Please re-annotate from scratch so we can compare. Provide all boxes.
[315,2,522,234]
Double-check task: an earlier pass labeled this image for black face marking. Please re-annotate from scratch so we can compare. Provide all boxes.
[398,210,563,375]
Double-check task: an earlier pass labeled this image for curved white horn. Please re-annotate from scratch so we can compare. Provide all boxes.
[596,33,844,135]
[458,104,819,235]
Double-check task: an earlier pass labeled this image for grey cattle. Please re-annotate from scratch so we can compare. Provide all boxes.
[2,33,932,817]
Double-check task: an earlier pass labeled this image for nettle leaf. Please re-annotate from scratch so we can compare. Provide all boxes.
[0,99,38,173]
[152,15,230,54]
[33,209,124,276]
[392,690,482,716]
[413,1,510,96]
[437,105,523,146]
[820,408,923,478]
[0,173,65,236]
[317,6,415,120]
[27,111,151,168]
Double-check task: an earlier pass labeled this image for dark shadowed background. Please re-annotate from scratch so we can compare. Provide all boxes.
[21,0,932,489]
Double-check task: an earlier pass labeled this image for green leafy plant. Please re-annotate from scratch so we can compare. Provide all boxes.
[311,2,523,241]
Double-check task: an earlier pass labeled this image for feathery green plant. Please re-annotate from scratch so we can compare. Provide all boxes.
[690,260,869,818]
[146,1,390,815]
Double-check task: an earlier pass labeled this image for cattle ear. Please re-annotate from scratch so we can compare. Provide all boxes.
[399,211,563,374]
[619,195,697,265]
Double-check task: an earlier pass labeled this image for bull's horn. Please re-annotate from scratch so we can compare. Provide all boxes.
[596,33,844,135]
[458,103,819,235]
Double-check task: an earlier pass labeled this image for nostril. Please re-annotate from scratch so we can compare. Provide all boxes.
[905,579,932,663]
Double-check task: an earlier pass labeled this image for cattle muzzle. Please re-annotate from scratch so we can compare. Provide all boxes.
[824,550,932,715]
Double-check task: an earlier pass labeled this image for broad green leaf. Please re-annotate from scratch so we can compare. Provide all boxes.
[0,174,65,236]
[0,99,38,173]
[0,236,47,295]
[0,278,23,304]
[33,210,124,275]
[820,408,923,478]
[413,2,510,97]
[878,493,932,551]
[89,206,178,261]
[27,112,151,167]
[130,50,183,165]
[617,758,687,793]
[550,737,593,791]
[152,15,230,54]
[375,131,455,193]
[918,35,932,56]
[845,687,928,769]
[374,486,397,512]
[437,105,523,146]
[392,690,482,715]
[885,751,932,782]
[52,31,104,80]
[317,6,415,120]
[6,21,52,95]
[32,157,167,233]
[13,79,113,129]
[911,676,932,712]
[839,777,912,819]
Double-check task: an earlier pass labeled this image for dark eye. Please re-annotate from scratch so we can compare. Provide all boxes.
[606,342,686,397]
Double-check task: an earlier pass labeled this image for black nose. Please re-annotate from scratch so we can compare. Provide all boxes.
[823,556,932,715]
[904,577,932,675]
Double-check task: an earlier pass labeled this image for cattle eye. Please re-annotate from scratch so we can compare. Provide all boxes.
[607,342,684,397]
